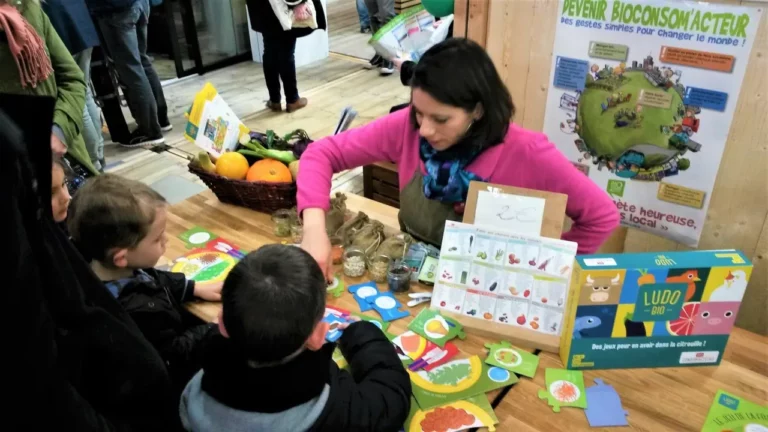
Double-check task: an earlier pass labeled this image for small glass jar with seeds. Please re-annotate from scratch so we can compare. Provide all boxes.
[387,261,412,293]
[343,247,367,278]
[290,220,303,244]
[368,254,391,283]
[271,209,293,238]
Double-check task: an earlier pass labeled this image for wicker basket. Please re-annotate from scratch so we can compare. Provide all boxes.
[188,163,297,213]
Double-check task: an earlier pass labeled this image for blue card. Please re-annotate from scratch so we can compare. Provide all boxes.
[365,291,410,322]
[585,379,629,427]
[323,314,350,342]
[348,281,380,312]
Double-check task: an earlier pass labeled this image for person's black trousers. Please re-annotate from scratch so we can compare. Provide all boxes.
[262,33,299,104]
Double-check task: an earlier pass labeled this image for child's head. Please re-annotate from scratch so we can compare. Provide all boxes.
[220,245,328,364]
[67,173,168,269]
[51,157,71,222]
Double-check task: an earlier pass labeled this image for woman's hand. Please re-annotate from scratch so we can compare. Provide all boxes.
[301,208,333,281]
[392,56,406,71]
[194,281,223,301]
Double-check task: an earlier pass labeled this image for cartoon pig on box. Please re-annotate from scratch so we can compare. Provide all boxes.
[692,301,740,335]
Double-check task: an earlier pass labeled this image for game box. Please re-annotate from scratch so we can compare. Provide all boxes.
[560,250,752,370]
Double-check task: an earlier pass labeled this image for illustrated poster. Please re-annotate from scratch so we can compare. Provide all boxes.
[543,0,762,246]
[430,221,578,336]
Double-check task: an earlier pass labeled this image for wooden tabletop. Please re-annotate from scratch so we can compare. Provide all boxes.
[165,190,768,431]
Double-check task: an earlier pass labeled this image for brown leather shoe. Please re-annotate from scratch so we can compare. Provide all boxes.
[286,97,308,113]
[266,101,282,112]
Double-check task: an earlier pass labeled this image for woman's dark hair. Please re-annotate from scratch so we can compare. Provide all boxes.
[410,38,515,151]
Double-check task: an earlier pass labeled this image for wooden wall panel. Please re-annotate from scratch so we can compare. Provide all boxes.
[479,0,768,334]
[454,0,489,47]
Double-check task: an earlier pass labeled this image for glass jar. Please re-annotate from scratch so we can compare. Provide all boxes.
[387,261,412,293]
[330,236,345,265]
[368,254,391,283]
[343,247,367,278]
[290,221,303,244]
[271,209,293,238]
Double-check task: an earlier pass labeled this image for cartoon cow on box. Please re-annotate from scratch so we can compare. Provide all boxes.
[579,273,622,304]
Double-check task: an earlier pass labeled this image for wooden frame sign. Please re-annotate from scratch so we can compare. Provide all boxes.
[428,181,573,353]
[463,181,568,240]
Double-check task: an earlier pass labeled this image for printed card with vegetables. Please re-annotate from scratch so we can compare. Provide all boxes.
[408,309,466,347]
[403,395,499,432]
[538,368,587,412]
[484,341,540,378]
[409,355,518,410]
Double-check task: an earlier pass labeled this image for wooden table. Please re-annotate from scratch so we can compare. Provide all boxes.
[165,190,768,431]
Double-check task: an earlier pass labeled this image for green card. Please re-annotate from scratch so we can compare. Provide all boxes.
[409,355,518,410]
[332,347,348,370]
[351,312,390,333]
[537,368,587,412]
[408,309,466,347]
[701,390,768,432]
[327,276,345,298]
[178,226,217,249]
[484,341,540,378]
[403,395,499,432]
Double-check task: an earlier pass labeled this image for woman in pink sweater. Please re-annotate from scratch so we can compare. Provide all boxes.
[298,39,619,278]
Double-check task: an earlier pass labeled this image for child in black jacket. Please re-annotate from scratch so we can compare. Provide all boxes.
[180,245,411,432]
[68,174,222,395]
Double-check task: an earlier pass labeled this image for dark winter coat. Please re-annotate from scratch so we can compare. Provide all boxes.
[105,269,214,395]
[181,321,411,431]
[3,95,177,431]
[42,0,100,55]
[246,0,327,38]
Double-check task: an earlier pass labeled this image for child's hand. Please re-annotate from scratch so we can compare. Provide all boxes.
[338,315,361,331]
[294,3,311,21]
[194,281,223,301]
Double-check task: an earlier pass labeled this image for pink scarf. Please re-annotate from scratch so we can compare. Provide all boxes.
[0,3,52,88]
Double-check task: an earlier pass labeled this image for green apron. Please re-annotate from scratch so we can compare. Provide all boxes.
[398,170,462,247]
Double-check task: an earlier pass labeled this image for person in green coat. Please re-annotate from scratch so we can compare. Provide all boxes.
[0,0,98,175]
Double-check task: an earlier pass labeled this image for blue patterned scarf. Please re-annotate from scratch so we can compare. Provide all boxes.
[419,137,485,203]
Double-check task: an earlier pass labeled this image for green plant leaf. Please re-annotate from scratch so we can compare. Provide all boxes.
[426,363,472,386]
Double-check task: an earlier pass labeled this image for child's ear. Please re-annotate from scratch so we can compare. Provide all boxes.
[111,248,129,268]
[305,321,329,351]
[217,310,230,338]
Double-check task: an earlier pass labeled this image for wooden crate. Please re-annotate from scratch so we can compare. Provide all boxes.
[395,0,422,13]
[363,162,400,208]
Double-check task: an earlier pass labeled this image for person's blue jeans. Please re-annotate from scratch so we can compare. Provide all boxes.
[356,0,370,30]
[72,48,105,171]
[97,0,167,137]
[262,33,299,105]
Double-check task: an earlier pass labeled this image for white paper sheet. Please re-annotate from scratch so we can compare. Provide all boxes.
[473,190,546,235]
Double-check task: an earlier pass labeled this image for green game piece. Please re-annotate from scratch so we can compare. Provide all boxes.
[408,309,466,347]
[351,312,390,333]
[410,355,518,410]
[327,276,345,298]
[701,390,768,432]
[538,368,587,412]
[178,227,217,249]
[332,348,348,370]
[403,395,499,431]
[484,341,540,378]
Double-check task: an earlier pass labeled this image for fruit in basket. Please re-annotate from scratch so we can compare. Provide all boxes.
[216,152,250,180]
[289,160,300,180]
[247,159,292,183]
[196,152,217,174]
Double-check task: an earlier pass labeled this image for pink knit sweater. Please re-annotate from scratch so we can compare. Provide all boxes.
[297,108,619,254]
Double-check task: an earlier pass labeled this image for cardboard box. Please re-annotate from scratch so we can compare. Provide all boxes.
[560,250,752,369]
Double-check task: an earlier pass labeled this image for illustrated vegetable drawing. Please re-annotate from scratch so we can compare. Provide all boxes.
[246,159,292,183]
[637,269,656,285]
[426,363,471,386]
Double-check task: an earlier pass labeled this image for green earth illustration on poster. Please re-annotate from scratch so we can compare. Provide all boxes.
[571,56,702,182]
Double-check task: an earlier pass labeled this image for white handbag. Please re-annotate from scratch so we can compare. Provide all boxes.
[268,0,318,31]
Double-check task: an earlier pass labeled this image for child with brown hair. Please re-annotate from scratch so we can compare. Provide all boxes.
[68,173,222,395]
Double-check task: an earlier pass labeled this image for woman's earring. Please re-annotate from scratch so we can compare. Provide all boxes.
[465,120,475,134]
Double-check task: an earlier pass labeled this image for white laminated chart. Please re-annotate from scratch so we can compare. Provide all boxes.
[430,221,578,336]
